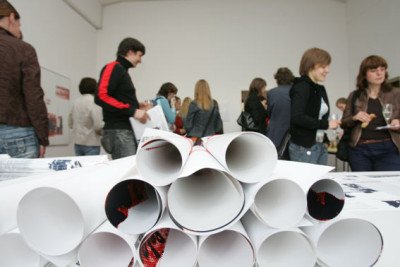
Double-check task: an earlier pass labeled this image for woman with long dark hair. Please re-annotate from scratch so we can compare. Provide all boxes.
[244,77,268,135]
[341,55,400,171]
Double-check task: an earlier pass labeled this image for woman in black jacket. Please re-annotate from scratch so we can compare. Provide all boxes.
[244,78,268,135]
[289,48,339,165]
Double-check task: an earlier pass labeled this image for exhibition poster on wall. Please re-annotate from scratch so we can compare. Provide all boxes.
[41,67,71,145]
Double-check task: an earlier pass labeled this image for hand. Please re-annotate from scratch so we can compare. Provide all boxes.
[134,109,150,124]
[390,119,400,130]
[170,97,176,108]
[139,101,153,111]
[39,145,46,158]
[328,119,340,130]
[353,111,371,123]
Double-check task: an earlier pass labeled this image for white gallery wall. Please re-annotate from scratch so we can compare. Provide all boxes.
[6,0,400,157]
[97,0,350,134]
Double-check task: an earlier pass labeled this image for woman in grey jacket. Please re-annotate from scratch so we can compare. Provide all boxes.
[185,79,222,138]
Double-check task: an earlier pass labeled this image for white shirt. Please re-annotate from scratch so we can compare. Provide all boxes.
[68,94,104,146]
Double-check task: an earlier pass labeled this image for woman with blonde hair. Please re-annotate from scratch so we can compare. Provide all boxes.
[185,79,222,138]
[179,97,192,127]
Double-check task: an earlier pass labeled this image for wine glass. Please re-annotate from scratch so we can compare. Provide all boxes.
[382,103,392,126]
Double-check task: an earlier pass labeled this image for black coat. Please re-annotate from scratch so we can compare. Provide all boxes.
[290,75,330,148]
[244,92,268,135]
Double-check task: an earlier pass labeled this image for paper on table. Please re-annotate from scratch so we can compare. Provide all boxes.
[129,105,169,144]
[241,211,316,267]
[0,228,48,267]
[197,220,255,267]
[78,220,137,267]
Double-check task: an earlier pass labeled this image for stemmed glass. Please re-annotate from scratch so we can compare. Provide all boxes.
[382,103,392,126]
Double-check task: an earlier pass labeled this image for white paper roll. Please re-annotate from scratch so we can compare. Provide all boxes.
[136,128,193,186]
[252,178,307,228]
[168,147,244,234]
[105,177,168,235]
[202,132,277,183]
[307,178,345,221]
[302,216,383,267]
[136,213,197,267]
[197,221,255,267]
[78,220,137,267]
[241,211,316,267]
[0,228,47,267]
[273,160,344,221]
[17,156,137,256]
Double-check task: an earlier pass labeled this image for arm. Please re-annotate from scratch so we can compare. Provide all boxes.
[95,63,136,117]
[21,43,49,147]
[159,97,176,124]
[91,104,105,135]
[184,102,197,133]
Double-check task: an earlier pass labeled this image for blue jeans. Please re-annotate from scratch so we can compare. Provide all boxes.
[289,141,328,165]
[74,144,101,156]
[0,125,39,158]
[349,140,400,171]
[101,129,137,159]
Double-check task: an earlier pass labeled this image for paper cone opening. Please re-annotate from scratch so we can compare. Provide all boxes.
[257,231,316,267]
[105,179,161,234]
[317,218,383,267]
[307,178,345,221]
[198,230,254,267]
[17,187,84,256]
[136,139,183,185]
[139,228,197,267]
[0,232,42,267]
[168,168,244,232]
[254,179,306,228]
[225,133,277,183]
[78,232,134,267]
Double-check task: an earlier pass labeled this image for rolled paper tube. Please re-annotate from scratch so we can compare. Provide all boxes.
[241,211,316,267]
[272,160,343,221]
[105,177,168,235]
[302,217,383,267]
[136,128,193,186]
[136,213,197,267]
[252,178,307,228]
[0,228,47,267]
[202,132,277,183]
[78,220,137,267]
[307,179,345,221]
[197,221,255,267]
[17,156,138,256]
[168,147,244,234]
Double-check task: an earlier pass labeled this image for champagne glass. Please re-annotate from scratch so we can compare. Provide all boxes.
[382,103,392,126]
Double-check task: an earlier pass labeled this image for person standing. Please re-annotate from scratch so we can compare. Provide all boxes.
[244,78,268,135]
[0,1,49,158]
[289,48,339,165]
[341,55,400,171]
[153,82,178,130]
[69,77,104,156]
[185,79,222,138]
[95,37,150,159]
[266,67,294,148]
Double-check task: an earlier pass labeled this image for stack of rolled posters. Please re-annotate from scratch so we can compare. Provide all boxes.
[0,128,384,266]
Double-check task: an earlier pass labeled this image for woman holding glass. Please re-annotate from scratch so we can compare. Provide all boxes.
[341,55,400,171]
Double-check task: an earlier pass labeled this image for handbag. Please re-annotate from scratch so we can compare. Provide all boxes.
[237,111,258,131]
[277,129,291,160]
[336,91,357,162]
